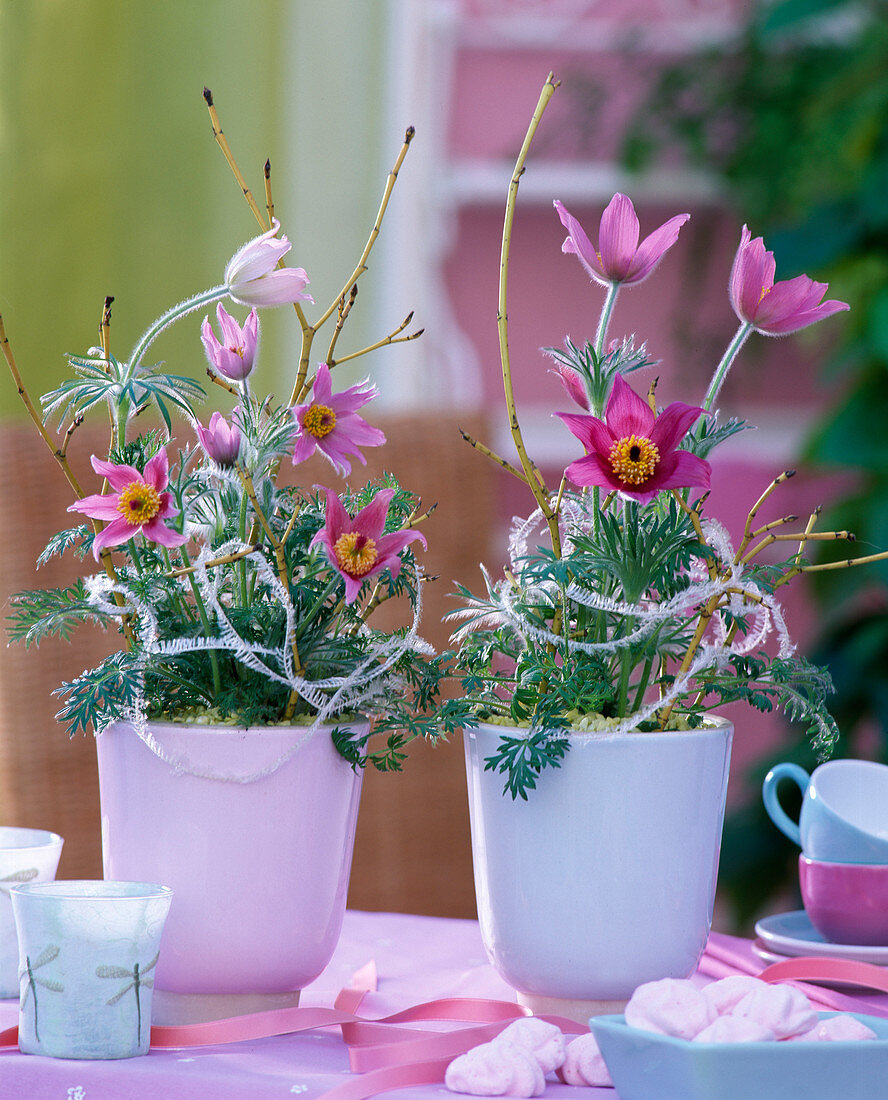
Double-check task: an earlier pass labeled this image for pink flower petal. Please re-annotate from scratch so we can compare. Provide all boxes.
[291,432,319,466]
[649,401,704,454]
[605,373,655,439]
[90,455,142,491]
[757,298,849,335]
[351,488,397,540]
[553,200,606,284]
[90,516,137,559]
[67,493,121,521]
[555,411,614,456]
[311,363,335,405]
[140,516,188,548]
[598,193,640,282]
[328,379,379,417]
[143,450,170,492]
[626,213,690,283]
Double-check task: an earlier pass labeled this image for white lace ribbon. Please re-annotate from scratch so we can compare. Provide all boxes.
[84,542,432,782]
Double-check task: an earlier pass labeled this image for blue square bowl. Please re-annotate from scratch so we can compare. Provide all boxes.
[589,1012,888,1100]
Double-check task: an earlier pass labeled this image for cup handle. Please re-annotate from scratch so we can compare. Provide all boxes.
[762,762,810,847]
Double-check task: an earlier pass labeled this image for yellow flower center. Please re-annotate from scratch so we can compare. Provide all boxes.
[303,404,337,439]
[333,532,378,577]
[117,481,162,526]
[608,434,660,485]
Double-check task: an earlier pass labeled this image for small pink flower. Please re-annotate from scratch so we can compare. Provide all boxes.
[557,373,710,505]
[730,225,850,335]
[554,195,689,287]
[201,304,259,381]
[224,219,314,308]
[196,411,241,467]
[291,363,385,475]
[551,363,590,411]
[311,487,426,604]
[68,450,187,559]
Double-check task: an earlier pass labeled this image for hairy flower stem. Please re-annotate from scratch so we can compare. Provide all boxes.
[238,489,250,606]
[595,283,620,357]
[703,321,753,412]
[127,286,228,377]
[179,546,222,697]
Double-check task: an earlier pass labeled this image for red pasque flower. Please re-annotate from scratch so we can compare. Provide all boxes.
[68,449,188,559]
[730,225,849,336]
[291,363,385,476]
[554,194,689,287]
[557,374,710,505]
[311,487,426,604]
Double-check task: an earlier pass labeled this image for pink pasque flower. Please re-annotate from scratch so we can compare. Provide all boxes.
[68,450,187,559]
[291,363,385,475]
[557,373,710,505]
[201,304,258,381]
[224,219,314,307]
[311,487,426,604]
[196,411,241,467]
[554,195,689,287]
[551,363,590,411]
[730,225,850,335]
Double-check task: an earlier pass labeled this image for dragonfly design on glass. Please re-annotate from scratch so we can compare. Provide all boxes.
[96,951,159,1044]
[0,868,39,895]
[20,945,64,1043]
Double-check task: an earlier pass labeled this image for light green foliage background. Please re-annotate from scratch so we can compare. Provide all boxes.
[0,0,389,417]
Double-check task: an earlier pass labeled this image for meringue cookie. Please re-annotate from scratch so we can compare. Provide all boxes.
[693,1015,775,1043]
[625,978,717,1039]
[732,984,817,1040]
[702,975,767,1015]
[497,1017,566,1073]
[788,1015,878,1043]
[561,1032,613,1088]
[445,1039,545,1097]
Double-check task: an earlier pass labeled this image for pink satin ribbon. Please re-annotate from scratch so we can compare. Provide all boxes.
[1,942,886,1099]
[0,965,584,1099]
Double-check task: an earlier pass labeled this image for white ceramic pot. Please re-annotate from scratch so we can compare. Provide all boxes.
[464,719,732,1016]
[96,719,363,1022]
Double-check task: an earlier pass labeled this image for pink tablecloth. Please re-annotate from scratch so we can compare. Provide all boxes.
[1,910,887,1100]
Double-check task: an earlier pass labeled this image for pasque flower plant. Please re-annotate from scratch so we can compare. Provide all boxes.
[451,75,879,799]
[1,93,461,771]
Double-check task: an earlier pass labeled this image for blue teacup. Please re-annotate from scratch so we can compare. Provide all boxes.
[763,759,888,865]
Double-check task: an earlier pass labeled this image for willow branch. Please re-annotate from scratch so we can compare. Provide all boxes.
[264,158,274,228]
[735,470,796,562]
[498,72,561,554]
[168,545,259,578]
[324,285,359,369]
[203,87,267,230]
[459,429,530,485]
[331,313,423,370]
[100,296,114,365]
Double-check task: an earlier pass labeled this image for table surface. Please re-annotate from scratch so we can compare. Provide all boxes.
[2,909,887,1100]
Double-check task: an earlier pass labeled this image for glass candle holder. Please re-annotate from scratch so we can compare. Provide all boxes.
[0,828,64,999]
[11,880,172,1058]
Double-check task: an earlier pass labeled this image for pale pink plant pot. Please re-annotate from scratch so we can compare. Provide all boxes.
[464,719,733,1020]
[96,719,363,1021]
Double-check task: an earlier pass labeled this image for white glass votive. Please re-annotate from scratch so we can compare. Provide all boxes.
[0,828,64,998]
[11,880,172,1058]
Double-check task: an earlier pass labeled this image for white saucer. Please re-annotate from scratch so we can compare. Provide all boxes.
[754,910,888,966]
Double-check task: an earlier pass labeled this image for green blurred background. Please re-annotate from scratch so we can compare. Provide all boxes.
[0,0,388,407]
